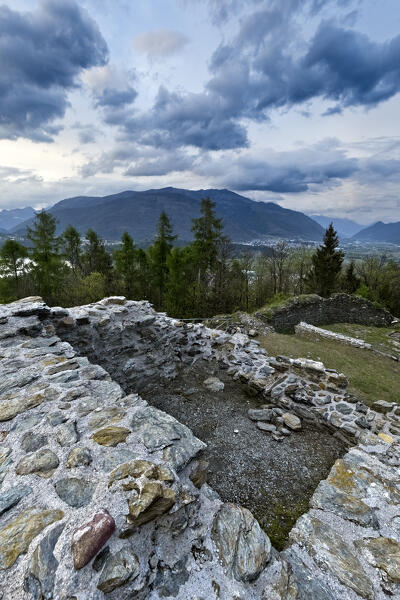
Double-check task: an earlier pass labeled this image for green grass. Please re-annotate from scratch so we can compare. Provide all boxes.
[259,328,400,406]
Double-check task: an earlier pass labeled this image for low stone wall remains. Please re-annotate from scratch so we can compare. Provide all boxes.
[0,296,399,599]
[256,293,394,332]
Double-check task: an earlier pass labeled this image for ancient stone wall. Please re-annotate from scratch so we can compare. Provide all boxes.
[256,293,394,332]
[0,296,399,599]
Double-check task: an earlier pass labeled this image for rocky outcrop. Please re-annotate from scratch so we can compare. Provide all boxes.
[256,293,394,332]
[0,296,399,599]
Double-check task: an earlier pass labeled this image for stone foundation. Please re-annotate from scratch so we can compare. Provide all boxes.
[0,296,399,599]
[256,293,394,332]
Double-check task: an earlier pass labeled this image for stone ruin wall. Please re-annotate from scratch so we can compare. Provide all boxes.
[0,296,399,599]
[256,293,394,333]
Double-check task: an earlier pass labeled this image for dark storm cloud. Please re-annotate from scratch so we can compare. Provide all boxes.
[94,87,137,108]
[0,0,108,141]
[109,1,399,152]
[208,18,400,118]
[113,86,248,150]
[195,143,360,193]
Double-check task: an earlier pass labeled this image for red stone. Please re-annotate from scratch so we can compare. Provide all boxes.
[71,511,115,569]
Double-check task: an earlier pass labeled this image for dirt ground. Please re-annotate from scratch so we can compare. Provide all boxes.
[141,359,345,548]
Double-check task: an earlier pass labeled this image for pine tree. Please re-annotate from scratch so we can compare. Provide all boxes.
[83,229,113,277]
[0,239,28,288]
[191,197,228,315]
[27,211,63,302]
[343,261,360,294]
[114,232,137,298]
[307,223,344,297]
[61,226,82,275]
[148,211,176,308]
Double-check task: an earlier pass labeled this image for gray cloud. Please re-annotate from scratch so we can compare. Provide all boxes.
[133,29,189,59]
[0,0,108,141]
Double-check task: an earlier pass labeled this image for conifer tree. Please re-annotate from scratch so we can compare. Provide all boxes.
[114,232,137,298]
[27,211,63,302]
[61,226,82,275]
[83,229,112,277]
[307,223,344,297]
[0,239,28,288]
[343,261,360,294]
[148,211,176,308]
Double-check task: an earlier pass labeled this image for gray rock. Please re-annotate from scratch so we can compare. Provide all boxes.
[0,484,32,516]
[97,547,140,593]
[21,432,48,453]
[103,448,136,472]
[283,548,336,600]
[0,447,12,486]
[248,408,272,422]
[290,514,374,599]
[203,377,225,392]
[47,411,67,427]
[256,422,276,433]
[66,447,92,468]
[131,406,205,471]
[16,449,59,478]
[371,400,394,414]
[56,421,78,447]
[154,557,190,598]
[11,413,44,432]
[24,523,65,600]
[335,402,353,415]
[282,413,302,431]
[54,478,95,508]
[212,503,271,582]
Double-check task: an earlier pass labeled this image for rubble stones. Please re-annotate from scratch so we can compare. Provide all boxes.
[54,478,96,508]
[71,511,115,570]
[92,426,131,447]
[16,449,59,478]
[212,503,271,582]
[97,546,140,593]
[0,507,64,569]
[282,413,302,431]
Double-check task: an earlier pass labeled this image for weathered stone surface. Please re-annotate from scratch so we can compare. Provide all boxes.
[0,447,12,486]
[371,400,394,414]
[131,406,205,470]
[108,460,174,487]
[88,407,126,430]
[24,523,65,599]
[283,548,336,600]
[248,408,272,422]
[20,432,48,454]
[0,393,44,422]
[358,536,400,583]
[66,447,92,468]
[127,481,176,527]
[256,422,276,433]
[103,448,136,472]
[282,413,301,431]
[56,421,78,447]
[0,484,32,516]
[212,503,271,582]
[311,478,375,527]
[54,478,95,508]
[92,426,131,447]
[47,411,67,426]
[290,514,374,599]
[16,449,59,478]
[72,511,115,570]
[97,546,140,593]
[0,507,64,569]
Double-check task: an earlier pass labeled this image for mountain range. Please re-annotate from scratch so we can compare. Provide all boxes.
[6,188,400,244]
[13,187,324,243]
[0,207,36,232]
[352,221,400,244]
[310,215,364,238]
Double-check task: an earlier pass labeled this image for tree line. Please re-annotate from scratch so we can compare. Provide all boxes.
[0,199,399,317]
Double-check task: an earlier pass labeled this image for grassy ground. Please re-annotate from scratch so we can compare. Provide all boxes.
[259,326,400,406]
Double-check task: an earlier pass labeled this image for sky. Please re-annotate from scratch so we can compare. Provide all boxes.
[0,0,400,224]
